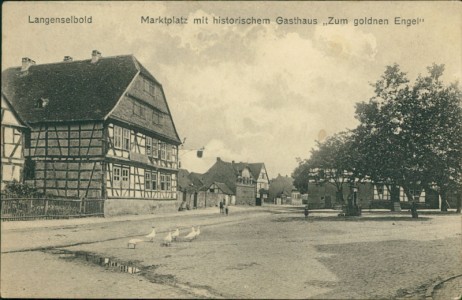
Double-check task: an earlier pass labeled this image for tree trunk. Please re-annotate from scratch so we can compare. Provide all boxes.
[336,187,344,203]
[440,188,448,212]
[390,185,400,211]
[456,192,461,213]
[403,187,415,203]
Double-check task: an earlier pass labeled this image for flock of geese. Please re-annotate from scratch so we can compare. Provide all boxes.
[127,226,201,249]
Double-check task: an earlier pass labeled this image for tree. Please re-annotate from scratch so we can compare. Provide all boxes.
[414,66,462,210]
[352,64,462,210]
[292,132,356,203]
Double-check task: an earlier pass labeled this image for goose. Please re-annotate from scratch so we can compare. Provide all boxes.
[171,228,180,241]
[127,238,144,249]
[146,227,156,242]
[163,231,173,246]
[184,226,196,241]
[195,226,201,239]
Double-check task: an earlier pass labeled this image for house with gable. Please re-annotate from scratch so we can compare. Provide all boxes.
[1,51,182,215]
[1,93,28,189]
[199,157,270,206]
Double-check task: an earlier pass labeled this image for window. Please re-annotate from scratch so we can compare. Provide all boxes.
[166,175,171,191]
[133,102,145,119]
[152,172,157,190]
[160,142,167,160]
[153,111,160,125]
[114,126,122,149]
[409,189,424,202]
[143,78,150,93]
[35,98,49,108]
[160,174,171,191]
[145,172,151,190]
[152,138,159,158]
[123,128,130,150]
[122,168,129,188]
[171,146,177,163]
[122,168,129,181]
[153,111,164,126]
[146,137,152,156]
[149,82,156,95]
[374,184,390,201]
[167,145,172,161]
[113,167,121,182]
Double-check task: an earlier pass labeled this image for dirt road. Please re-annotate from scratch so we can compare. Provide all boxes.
[1,206,461,299]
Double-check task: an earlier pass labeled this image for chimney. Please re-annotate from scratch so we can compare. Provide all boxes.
[91,50,102,63]
[63,56,73,62]
[217,157,221,162]
[21,57,36,72]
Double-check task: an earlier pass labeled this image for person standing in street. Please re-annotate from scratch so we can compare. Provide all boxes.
[219,200,224,214]
[225,204,229,216]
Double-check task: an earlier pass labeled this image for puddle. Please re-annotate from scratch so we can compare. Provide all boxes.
[47,249,141,274]
[45,249,224,298]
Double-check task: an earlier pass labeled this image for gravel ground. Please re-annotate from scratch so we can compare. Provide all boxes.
[1,207,461,299]
[432,276,462,300]
[1,251,190,299]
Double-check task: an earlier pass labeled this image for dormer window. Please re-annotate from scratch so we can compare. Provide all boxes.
[141,77,156,95]
[35,98,49,108]
[153,111,163,125]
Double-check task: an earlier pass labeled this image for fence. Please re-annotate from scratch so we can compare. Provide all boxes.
[1,197,105,221]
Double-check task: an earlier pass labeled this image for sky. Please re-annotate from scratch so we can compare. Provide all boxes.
[3,1,461,177]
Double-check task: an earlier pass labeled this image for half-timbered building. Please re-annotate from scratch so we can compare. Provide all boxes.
[1,93,28,189]
[2,52,181,210]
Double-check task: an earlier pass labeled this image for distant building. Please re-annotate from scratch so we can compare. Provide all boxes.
[306,181,443,209]
[269,174,301,205]
[178,157,270,207]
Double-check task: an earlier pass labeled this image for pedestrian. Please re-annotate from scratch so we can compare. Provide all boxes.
[411,201,418,218]
[225,204,229,216]
[219,200,224,214]
[304,205,309,218]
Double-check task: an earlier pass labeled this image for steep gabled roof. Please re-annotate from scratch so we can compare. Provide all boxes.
[200,158,267,194]
[232,162,265,179]
[200,181,234,195]
[2,55,138,123]
[2,54,181,144]
[201,158,239,193]
[214,182,234,195]
[1,93,27,128]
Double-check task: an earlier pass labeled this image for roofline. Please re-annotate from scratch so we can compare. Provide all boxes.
[104,68,140,121]
[158,84,182,145]
[133,56,182,145]
[2,54,135,71]
[26,119,103,125]
[105,55,181,144]
[1,92,29,128]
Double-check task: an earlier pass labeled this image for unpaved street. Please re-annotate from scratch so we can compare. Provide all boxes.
[1,206,461,299]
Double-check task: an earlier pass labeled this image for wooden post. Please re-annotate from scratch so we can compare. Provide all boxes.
[44,199,49,216]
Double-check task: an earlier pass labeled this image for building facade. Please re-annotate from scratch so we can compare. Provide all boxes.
[178,158,270,207]
[306,181,441,209]
[1,52,181,210]
[1,94,27,189]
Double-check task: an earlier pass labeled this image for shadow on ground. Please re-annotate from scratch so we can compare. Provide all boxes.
[273,216,431,223]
